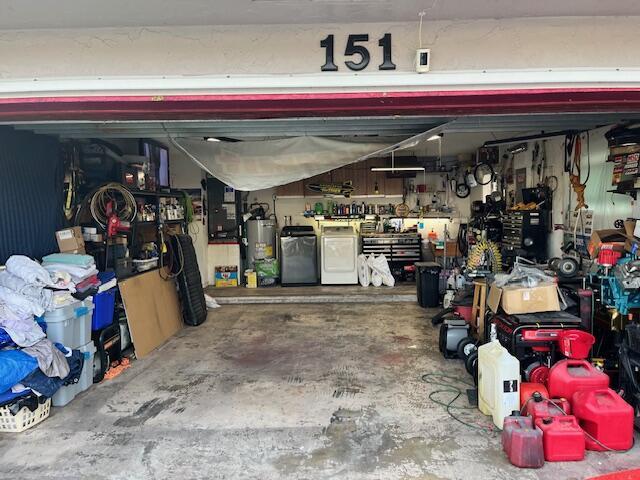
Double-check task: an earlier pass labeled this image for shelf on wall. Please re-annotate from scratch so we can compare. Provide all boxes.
[607,187,640,199]
[130,190,183,199]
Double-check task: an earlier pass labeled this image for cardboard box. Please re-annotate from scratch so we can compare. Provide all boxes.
[487,282,560,315]
[55,226,85,253]
[215,266,238,287]
[587,228,629,259]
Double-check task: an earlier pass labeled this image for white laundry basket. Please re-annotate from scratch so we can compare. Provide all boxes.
[0,398,51,433]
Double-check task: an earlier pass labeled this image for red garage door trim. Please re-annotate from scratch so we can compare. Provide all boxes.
[1,87,640,121]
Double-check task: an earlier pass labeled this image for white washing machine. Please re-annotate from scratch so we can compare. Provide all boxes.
[320,226,358,284]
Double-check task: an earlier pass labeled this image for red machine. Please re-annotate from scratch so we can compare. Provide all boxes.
[493,312,595,385]
[535,415,585,462]
[572,388,635,451]
[106,200,131,238]
[547,360,609,400]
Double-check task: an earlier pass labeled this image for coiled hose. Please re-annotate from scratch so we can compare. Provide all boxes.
[467,240,502,273]
[89,183,137,228]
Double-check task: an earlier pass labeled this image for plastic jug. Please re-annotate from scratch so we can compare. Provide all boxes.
[502,414,544,468]
[524,393,571,423]
[520,382,549,408]
[502,412,532,454]
[478,325,521,428]
[535,416,585,462]
[547,359,609,400]
[572,388,634,451]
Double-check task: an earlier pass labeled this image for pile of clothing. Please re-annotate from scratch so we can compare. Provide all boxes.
[0,255,93,412]
[42,253,99,298]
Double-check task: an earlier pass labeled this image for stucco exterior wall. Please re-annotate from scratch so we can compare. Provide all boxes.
[0,17,639,82]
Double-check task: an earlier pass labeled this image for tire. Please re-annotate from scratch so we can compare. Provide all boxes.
[93,348,107,383]
[548,257,561,270]
[474,163,494,185]
[456,337,477,361]
[557,257,579,278]
[455,182,470,199]
[465,350,478,376]
[469,352,479,385]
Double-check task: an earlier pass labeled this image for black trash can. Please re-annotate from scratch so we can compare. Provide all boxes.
[415,261,442,308]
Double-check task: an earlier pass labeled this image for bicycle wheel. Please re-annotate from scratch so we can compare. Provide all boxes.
[474,162,494,185]
[455,182,470,198]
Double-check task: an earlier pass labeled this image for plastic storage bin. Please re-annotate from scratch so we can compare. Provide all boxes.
[91,288,116,331]
[415,262,442,308]
[52,341,96,407]
[0,398,51,433]
[40,299,94,349]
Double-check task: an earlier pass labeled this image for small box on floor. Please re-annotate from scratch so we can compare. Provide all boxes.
[215,266,238,287]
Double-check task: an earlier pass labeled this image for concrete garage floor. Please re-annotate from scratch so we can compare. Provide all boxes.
[1,303,639,480]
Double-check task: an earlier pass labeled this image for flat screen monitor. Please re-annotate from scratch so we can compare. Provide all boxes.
[139,139,170,190]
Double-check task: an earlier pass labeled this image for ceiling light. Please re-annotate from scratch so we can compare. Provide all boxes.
[371,167,425,172]
[205,137,221,142]
[427,133,443,141]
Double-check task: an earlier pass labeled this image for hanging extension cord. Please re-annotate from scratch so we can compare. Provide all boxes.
[158,231,185,281]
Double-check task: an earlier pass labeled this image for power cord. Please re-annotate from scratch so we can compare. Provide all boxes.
[421,373,497,434]
[158,231,185,281]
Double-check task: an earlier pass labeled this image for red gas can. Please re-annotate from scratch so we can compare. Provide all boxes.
[572,388,635,451]
[547,359,609,400]
[520,383,549,409]
[502,414,532,454]
[503,418,544,468]
[535,415,585,461]
[524,393,571,423]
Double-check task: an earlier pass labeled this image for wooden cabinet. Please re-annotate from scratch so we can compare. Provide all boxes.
[277,160,405,199]
[385,176,405,196]
[350,163,369,197]
[365,158,385,195]
[275,180,304,197]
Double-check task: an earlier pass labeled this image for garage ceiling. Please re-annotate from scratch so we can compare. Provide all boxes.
[1,0,640,30]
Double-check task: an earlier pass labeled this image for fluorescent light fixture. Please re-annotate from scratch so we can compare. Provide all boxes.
[205,137,221,142]
[371,167,425,172]
[427,133,443,141]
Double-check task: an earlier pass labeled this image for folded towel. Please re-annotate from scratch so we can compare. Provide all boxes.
[42,264,98,283]
[42,253,95,268]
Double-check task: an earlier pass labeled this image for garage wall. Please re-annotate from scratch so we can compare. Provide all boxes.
[0,127,62,263]
[248,172,470,241]
[468,126,633,258]
[0,17,639,82]
[168,146,208,284]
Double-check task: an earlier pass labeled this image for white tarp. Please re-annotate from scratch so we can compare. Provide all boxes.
[167,136,389,191]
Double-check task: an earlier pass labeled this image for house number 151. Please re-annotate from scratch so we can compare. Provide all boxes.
[320,34,396,72]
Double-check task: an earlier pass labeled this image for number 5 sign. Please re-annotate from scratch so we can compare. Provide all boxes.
[320,34,396,72]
